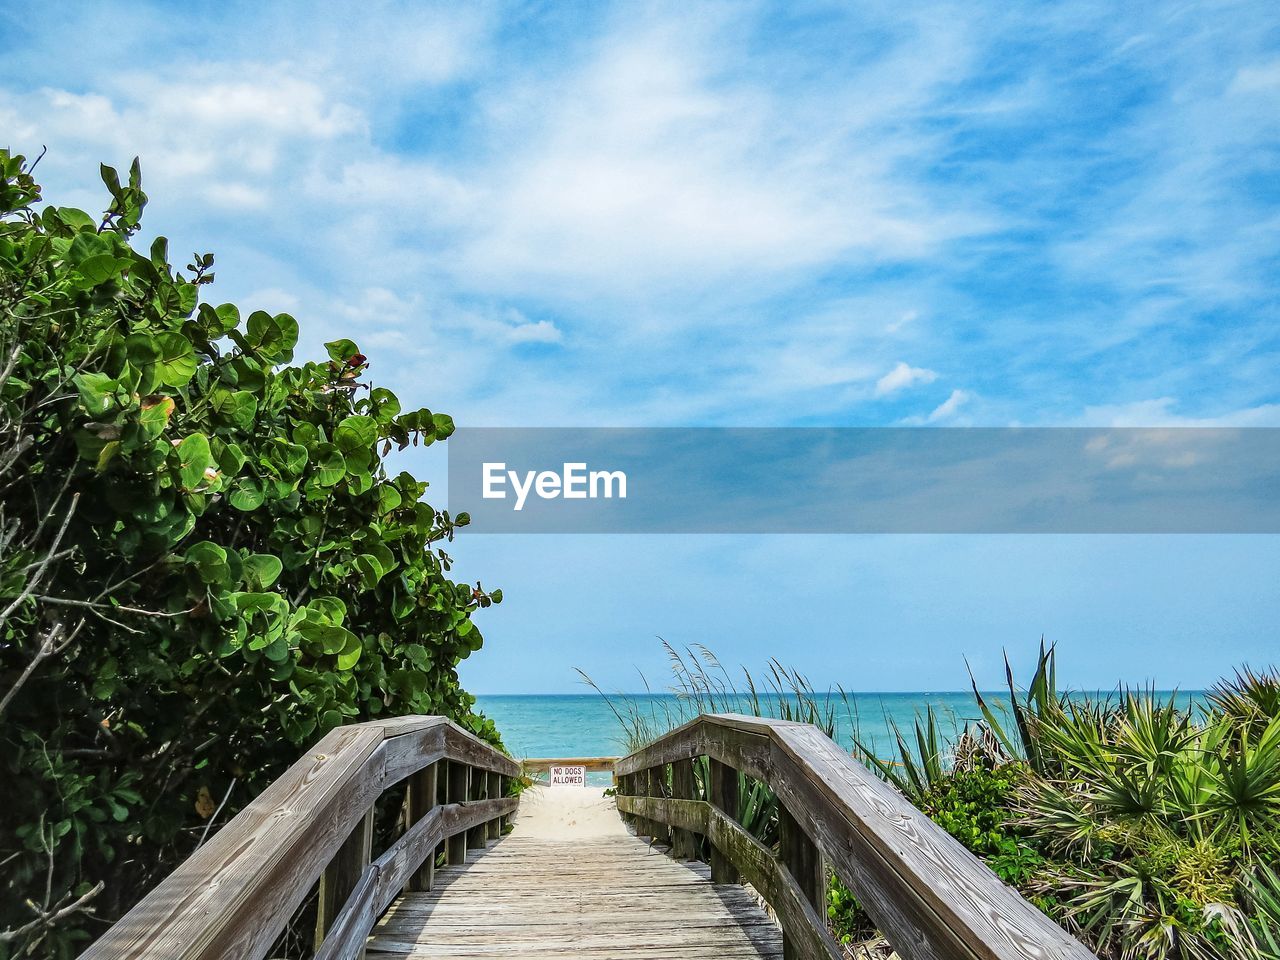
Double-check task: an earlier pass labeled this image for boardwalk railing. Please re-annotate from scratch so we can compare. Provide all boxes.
[82,716,520,960]
[614,713,1094,960]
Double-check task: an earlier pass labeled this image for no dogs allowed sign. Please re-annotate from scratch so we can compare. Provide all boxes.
[549,764,586,786]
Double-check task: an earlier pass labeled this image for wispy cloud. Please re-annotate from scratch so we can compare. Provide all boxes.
[876,362,939,397]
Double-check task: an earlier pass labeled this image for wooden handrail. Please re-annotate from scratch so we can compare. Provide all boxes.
[521,756,619,772]
[82,716,520,960]
[614,713,1095,960]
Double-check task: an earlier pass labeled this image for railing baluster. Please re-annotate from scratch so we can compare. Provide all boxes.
[499,774,511,832]
[707,757,741,884]
[467,763,487,849]
[314,805,374,955]
[486,771,502,840]
[405,761,438,892]
[670,757,698,860]
[446,760,469,864]
[779,804,824,959]
[648,765,672,846]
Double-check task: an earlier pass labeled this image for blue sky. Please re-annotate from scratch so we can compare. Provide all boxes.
[3,1,1278,691]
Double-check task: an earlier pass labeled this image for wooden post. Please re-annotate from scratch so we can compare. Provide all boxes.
[314,806,373,953]
[708,758,740,884]
[467,763,487,850]
[617,773,633,826]
[446,760,469,865]
[636,767,656,839]
[647,764,671,846]
[779,803,824,959]
[405,762,437,892]
[499,775,511,832]
[486,771,501,840]
[670,757,698,860]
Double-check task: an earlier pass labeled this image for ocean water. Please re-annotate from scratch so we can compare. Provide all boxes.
[475,691,1205,785]
[475,692,998,785]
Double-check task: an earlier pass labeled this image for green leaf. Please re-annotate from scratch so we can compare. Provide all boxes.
[186,541,230,584]
[246,311,299,362]
[138,396,175,443]
[74,254,130,287]
[431,412,455,439]
[354,554,385,589]
[68,230,113,265]
[75,372,120,416]
[242,554,283,590]
[210,389,258,430]
[176,433,213,491]
[336,633,363,670]
[296,622,356,655]
[229,478,266,511]
[96,439,121,473]
[233,591,288,618]
[311,443,346,487]
[334,415,377,455]
[375,484,402,515]
[154,332,197,387]
[213,440,246,477]
[369,387,401,423]
[325,338,360,363]
[269,439,308,475]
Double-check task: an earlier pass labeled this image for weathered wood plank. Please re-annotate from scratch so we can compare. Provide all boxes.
[315,805,374,953]
[708,756,741,884]
[405,763,437,892]
[466,764,488,850]
[778,804,825,960]
[446,761,470,865]
[669,757,699,861]
[368,829,782,960]
[521,756,619,772]
[315,862,380,960]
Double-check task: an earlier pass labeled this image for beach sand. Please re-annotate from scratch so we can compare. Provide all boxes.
[511,783,626,839]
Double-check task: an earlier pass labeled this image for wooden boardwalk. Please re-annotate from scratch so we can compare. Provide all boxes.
[84,715,1094,960]
[367,833,783,959]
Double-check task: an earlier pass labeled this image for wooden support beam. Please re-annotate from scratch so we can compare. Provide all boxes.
[648,764,672,846]
[405,762,437,892]
[486,771,502,840]
[670,757,699,861]
[314,806,373,954]
[445,761,469,865]
[780,803,825,960]
[467,762,487,850]
[708,757,741,884]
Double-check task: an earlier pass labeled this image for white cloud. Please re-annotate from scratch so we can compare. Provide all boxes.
[0,66,365,214]
[875,361,938,397]
[433,11,990,300]
[927,389,970,423]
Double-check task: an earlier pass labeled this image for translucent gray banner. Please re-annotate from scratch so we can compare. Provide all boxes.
[446,428,1280,533]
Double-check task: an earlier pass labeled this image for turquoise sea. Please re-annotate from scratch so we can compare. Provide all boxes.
[475,691,1204,785]
[477,691,1006,786]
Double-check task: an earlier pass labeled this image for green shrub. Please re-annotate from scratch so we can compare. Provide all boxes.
[871,645,1279,960]
[0,151,501,956]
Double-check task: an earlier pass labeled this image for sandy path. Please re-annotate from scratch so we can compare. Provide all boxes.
[511,784,627,839]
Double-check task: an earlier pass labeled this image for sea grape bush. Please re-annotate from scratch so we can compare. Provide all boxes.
[0,151,501,956]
